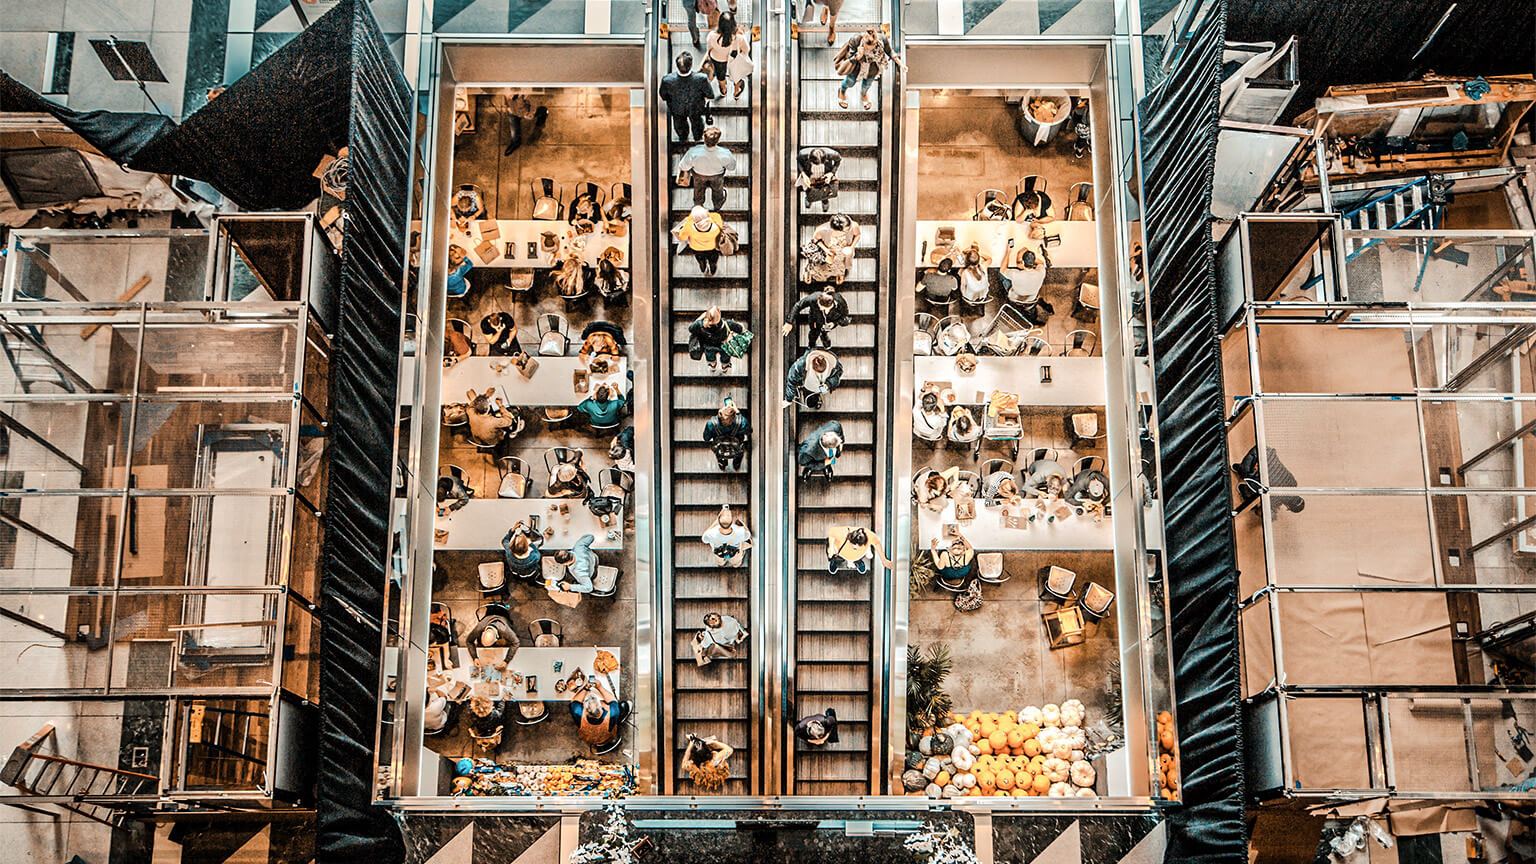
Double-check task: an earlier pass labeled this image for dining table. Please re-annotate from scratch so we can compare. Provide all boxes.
[915,355,1106,407]
[914,220,1099,269]
[431,645,622,704]
[441,355,627,408]
[450,220,628,269]
[434,498,625,550]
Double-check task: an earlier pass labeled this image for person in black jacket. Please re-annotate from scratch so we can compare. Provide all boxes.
[658,53,715,142]
[1233,445,1304,513]
[796,419,844,479]
[785,349,843,409]
[782,288,850,349]
[702,399,752,471]
[796,147,842,211]
[688,305,737,372]
[463,604,521,662]
[794,707,839,746]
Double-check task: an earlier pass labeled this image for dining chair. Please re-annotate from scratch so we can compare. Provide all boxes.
[1038,565,1077,603]
[1080,582,1116,621]
[515,702,549,726]
[477,561,507,596]
[544,446,585,478]
[536,312,571,356]
[1066,412,1103,449]
[1067,182,1094,221]
[980,458,1014,480]
[976,552,1009,585]
[530,178,563,220]
[936,315,970,356]
[1024,447,1061,467]
[1022,335,1053,356]
[591,565,621,598]
[951,470,982,498]
[1073,455,1106,476]
[568,182,604,220]
[1064,329,1098,357]
[914,312,941,356]
[529,618,563,647]
[498,455,534,498]
[1073,281,1100,323]
[1043,605,1087,649]
[974,188,1008,221]
[446,318,475,358]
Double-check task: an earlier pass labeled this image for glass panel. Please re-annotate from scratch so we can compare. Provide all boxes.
[0,397,132,490]
[1265,493,1434,588]
[5,231,210,304]
[902,0,1120,37]
[1471,697,1535,793]
[0,493,116,590]
[0,310,141,396]
[1286,697,1373,790]
[0,699,164,797]
[0,594,111,691]
[1255,322,1415,393]
[122,492,287,588]
[127,399,293,490]
[1221,325,1252,399]
[1410,318,1536,393]
[1245,218,1337,304]
[1444,492,1536,588]
[1256,399,1426,488]
[429,0,645,35]
[172,697,269,792]
[1387,696,1474,793]
[109,593,278,690]
[1240,597,1275,698]
[1274,592,1460,688]
[136,316,299,392]
[1342,232,1536,305]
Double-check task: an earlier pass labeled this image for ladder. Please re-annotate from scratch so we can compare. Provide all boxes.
[0,725,158,827]
[1340,176,1444,255]
[0,323,77,394]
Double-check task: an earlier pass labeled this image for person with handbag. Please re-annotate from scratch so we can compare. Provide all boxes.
[782,287,850,349]
[658,53,716,142]
[688,305,738,372]
[833,28,903,111]
[702,398,752,471]
[704,12,752,100]
[677,126,736,211]
[796,420,844,479]
[825,526,891,575]
[796,147,842,211]
[692,612,748,666]
[801,214,860,290]
[701,505,753,567]
[675,206,725,275]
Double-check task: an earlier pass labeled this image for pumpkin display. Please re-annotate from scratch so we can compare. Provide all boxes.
[1040,704,1061,728]
[903,769,927,792]
[1070,760,1096,788]
[994,768,1015,790]
[1048,781,1072,797]
[911,696,1102,801]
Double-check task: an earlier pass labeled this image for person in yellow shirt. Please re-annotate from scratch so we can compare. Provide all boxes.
[675,205,724,275]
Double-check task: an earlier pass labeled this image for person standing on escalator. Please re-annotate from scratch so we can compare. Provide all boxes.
[659,53,715,143]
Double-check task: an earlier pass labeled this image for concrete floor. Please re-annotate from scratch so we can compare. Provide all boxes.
[908,550,1120,725]
[426,91,639,773]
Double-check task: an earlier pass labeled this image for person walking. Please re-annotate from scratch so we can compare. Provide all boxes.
[675,206,725,275]
[799,0,846,45]
[785,348,843,409]
[688,305,739,372]
[825,526,892,575]
[659,53,715,142]
[795,708,840,745]
[704,11,752,100]
[833,28,903,111]
[796,419,844,479]
[677,126,736,211]
[796,147,842,211]
[801,214,860,290]
[782,287,851,349]
[701,505,753,566]
[702,398,752,471]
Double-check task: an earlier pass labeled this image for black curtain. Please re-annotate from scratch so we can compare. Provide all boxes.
[315,1,411,862]
[1139,2,1248,863]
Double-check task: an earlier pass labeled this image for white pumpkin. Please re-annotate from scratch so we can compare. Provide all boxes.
[968,744,981,755]
[1070,750,1085,763]
[918,735,934,756]
[1060,699,1086,727]
[942,784,961,798]
[925,783,943,798]
[1075,787,1097,797]
[1050,741,1073,761]
[1041,704,1062,728]
[1041,757,1071,783]
[1019,705,1043,726]
[923,757,942,780]
[1061,726,1088,751]
[956,772,977,789]
[947,723,971,745]
[1071,760,1096,788]
[1036,727,1064,754]
[1048,781,1072,797]
[951,746,975,772]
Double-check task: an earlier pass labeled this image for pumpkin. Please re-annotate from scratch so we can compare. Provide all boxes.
[976,739,993,756]
[1071,761,1096,788]
[1041,757,1070,783]
[931,732,954,756]
[1061,726,1087,751]
[1156,710,1173,726]
[956,772,976,789]
[1023,739,1041,757]
[925,783,942,798]
[988,731,1008,751]
[1158,754,1172,771]
[1031,773,1051,794]
[907,729,922,749]
[934,770,951,789]
[906,752,924,770]
[1050,741,1073,761]
[1004,710,1018,722]
[923,757,942,780]
[903,769,927,791]
[918,736,934,756]
[1076,787,1096,798]
[975,769,995,790]
[1011,788,1029,797]
[1060,699,1086,728]
[1041,704,1061,728]
[951,747,975,772]
[969,744,981,755]
[980,722,997,739]
[1006,728,1028,749]
[994,769,1015,790]
[1019,706,1043,726]
[1048,781,1072,797]
[942,784,960,798]
[1019,723,1040,740]
[1159,728,1176,751]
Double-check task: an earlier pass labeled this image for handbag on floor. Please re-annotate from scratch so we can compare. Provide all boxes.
[954,580,983,612]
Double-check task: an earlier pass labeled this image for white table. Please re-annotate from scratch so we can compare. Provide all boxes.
[435,646,622,704]
[915,355,1106,407]
[434,499,624,550]
[915,220,1099,269]
[441,356,627,407]
[451,220,628,269]
[918,500,1114,551]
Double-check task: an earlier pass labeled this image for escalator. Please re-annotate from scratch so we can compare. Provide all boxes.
[659,1,759,795]
[784,2,890,795]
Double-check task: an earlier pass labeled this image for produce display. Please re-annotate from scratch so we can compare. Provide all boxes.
[1156,710,1180,800]
[905,700,1099,799]
[451,758,635,797]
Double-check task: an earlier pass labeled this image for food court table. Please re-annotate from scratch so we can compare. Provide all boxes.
[915,355,1106,407]
[434,499,624,550]
[917,499,1114,551]
[435,646,622,703]
[441,356,627,407]
[451,220,628,269]
[914,220,1099,268]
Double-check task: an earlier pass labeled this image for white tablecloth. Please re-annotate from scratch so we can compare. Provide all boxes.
[917,500,1113,551]
[435,646,622,703]
[915,220,1099,269]
[442,356,626,407]
[451,220,628,269]
[434,499,624,550]
[915,355,1106,407]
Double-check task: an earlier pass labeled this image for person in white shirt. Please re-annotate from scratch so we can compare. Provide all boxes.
[1003,245,1048,310]
[705,12,752,99]
[957,245,992,305]
[700,505,753,567]
[913,391,948,441]
[692,611,748,666]
[677,125,737,211]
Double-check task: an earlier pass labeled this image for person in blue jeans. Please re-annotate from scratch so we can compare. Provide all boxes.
[832,28,902,111]
[551,534,598,594]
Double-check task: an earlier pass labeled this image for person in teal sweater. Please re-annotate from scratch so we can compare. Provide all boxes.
[575,383,626,429]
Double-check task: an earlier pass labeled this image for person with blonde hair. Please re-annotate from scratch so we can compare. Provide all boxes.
[675,205,724,275]
[700,505,752,566]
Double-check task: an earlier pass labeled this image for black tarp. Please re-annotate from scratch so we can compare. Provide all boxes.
[1139,2,1248,863]
[1228,0,1536,125]
[315,2,410,863]
[0,6,353,211]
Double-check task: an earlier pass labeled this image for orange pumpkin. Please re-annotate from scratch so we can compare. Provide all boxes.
[934,771,950,788]
[994,769,1015,790]
[976,769,995,790]
[1004,710,1018,722]
[1019,723,1039,740]
[1006,728,1028,748]
[1031,774,1051,794]
[988,731,1008,751]
[976,740,993,756]
[1159,729,1176,751]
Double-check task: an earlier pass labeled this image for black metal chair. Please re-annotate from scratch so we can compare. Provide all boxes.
[529,618,563,647]
[530,178,563,220]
